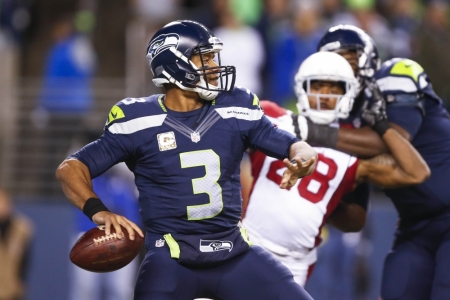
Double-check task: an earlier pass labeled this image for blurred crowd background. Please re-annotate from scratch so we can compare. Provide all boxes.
[0,0,449,299]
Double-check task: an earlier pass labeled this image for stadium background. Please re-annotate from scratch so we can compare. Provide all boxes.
[0,0,447,299]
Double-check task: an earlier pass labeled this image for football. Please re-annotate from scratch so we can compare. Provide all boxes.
[70,225,144,272]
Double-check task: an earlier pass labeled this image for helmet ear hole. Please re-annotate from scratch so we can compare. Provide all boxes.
[185,73,200,86]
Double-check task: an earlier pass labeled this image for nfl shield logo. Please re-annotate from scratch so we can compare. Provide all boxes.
[190,132,201,143]
[155,239,165,247]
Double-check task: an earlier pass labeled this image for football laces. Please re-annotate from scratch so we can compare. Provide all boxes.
[93,233,118,246]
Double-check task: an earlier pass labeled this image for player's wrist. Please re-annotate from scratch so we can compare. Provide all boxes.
[83,198,110,221]
[372,119,391,137]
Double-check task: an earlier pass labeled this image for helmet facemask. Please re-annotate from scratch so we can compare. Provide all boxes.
[296,77,355,125]
[186,42,236,100]
[148,34,236,100]
[294,52,359,125]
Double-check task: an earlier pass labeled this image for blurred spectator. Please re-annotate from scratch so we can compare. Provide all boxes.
[34,13,96,194]
[331,0,394,60]
[131,0,180,28]
[321,0,344,23]
[69,163,141,300]
[268,0,324,107]
[413,0,450,109]
[0,187,34,300]
[213,0,265,95]
[385,0,420,58]
[37,13,96,115]
[0,0,33,44]
[258,0,291,35]
[254,0,291,98]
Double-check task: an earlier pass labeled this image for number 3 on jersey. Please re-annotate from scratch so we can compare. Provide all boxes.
[180,150,223,220]
[266,154,337,203]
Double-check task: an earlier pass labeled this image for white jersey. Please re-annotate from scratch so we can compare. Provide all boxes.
[242,101,359,252]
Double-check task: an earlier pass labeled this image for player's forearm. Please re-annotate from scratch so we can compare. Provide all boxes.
[382,128,430,185]
[336,127,388,158]
[55,159,98,210]
[327,202,366,232]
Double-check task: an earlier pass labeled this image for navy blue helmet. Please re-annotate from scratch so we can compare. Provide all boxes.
[146,20,236,100]
[317,24,380,88]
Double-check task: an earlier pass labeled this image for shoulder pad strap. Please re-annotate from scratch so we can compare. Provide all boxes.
[387,94,425,116]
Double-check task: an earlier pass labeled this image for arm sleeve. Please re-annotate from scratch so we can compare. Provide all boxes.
[69,131,132,179]
[386,105,423,139]
[249,115,300,160]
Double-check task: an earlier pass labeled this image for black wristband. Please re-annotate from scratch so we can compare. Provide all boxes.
[373,119,391,137]
[83,198,109,221]
[307,121,339,149]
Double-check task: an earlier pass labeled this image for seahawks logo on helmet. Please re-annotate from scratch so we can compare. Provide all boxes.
[199,240,233,252]
[147,33,180,63]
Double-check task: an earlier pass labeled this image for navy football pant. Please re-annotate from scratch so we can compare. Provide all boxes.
[381,214,450,300]
[134,240,313,300]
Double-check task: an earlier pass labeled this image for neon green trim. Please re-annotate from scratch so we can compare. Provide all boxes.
[158,95,167,112]
[163,234,180,259]
[212,99,216,105]
[252,94,260,107]
[240,227,253,246]
[108,106,125,124]
[390,59,424,82]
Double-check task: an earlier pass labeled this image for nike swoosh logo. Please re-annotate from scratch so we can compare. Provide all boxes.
[111,112,117,119]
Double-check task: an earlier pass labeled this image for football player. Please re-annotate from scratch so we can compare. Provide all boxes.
[303,25,382,225]
[56,20,317,300]
[242,51,430,286]
[305,24,450,300]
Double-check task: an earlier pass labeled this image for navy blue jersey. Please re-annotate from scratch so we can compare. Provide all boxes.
[375,58,450,223]
[71,87,299,235]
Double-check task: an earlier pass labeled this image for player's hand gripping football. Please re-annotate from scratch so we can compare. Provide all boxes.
[92,211,144,241]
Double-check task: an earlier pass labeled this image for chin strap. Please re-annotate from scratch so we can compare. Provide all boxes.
[196,77,219,100]
[159,69,219,100]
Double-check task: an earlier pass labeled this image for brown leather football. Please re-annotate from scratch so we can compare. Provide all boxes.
[70,225,144,272]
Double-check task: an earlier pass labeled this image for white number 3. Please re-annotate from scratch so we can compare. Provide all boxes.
[180,150,223,220]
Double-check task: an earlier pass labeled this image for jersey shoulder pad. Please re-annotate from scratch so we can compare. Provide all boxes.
[374,58,428,95]
[260,100,287,118]
[217,86,261,110]
[374,58,441,108]
[105,95,164,126]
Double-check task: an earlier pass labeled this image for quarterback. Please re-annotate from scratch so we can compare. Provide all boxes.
[56,20,316,300]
